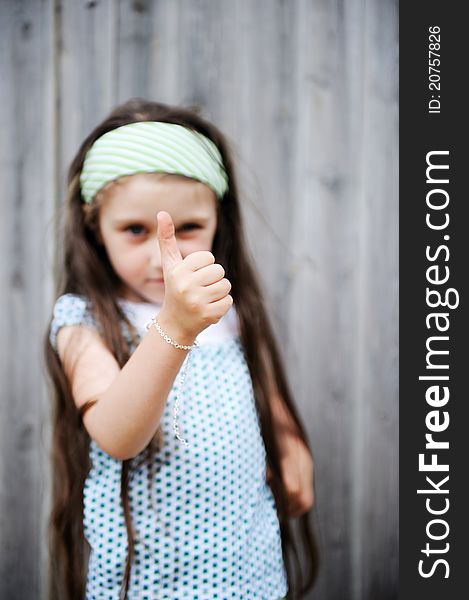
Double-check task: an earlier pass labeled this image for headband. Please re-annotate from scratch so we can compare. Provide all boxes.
[79,121,229,204]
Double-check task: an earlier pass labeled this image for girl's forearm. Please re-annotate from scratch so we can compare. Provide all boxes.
[269,393,303,453]
[90,311,196,460]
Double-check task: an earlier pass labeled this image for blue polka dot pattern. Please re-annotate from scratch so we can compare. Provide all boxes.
[50,294,288,599]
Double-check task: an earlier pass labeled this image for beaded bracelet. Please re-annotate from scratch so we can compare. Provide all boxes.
[146,315,199,350]
[145,316,200,447]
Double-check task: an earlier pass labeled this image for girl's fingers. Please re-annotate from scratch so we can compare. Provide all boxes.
[191,262,226,286]
[274,437,315,517]
[156,212,183,277]
[201,278,232,303]
[182,250,216,272]
[202,294,233,318]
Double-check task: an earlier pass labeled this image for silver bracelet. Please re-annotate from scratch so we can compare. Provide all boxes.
[145,316,199,350]
[145,316,200,447]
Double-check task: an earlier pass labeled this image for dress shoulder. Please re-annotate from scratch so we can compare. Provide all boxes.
[49,293,100,353]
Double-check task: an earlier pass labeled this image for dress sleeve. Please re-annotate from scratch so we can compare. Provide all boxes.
[226,304,240,337]
[49,293,100,353]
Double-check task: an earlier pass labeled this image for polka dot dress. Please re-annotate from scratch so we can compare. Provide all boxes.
[50,294,288,600]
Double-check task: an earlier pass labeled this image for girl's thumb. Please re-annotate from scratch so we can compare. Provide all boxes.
[156,211,183,274]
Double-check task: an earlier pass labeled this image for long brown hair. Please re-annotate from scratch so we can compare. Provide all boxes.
[43,98,319,599]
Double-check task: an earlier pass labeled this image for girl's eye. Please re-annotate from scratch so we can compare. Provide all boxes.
[125,225,146,235]
[178,223,200,233]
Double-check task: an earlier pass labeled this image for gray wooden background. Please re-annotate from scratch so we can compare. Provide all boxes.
[0,1,398,598]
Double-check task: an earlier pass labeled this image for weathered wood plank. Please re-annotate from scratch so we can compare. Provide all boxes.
[343,0,399,597]
[0,1,56,598]
[57,0,118,201]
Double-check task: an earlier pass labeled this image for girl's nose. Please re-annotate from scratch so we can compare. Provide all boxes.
[149,237,162,270]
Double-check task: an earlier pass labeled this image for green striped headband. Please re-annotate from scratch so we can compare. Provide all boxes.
[79,121,229,204]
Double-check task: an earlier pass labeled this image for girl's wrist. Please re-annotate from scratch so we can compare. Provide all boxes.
[153,309,197,348]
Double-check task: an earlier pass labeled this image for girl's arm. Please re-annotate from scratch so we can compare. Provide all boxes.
[57,310,196,460]
[260,341,302,442]
[261,343,315,516]
[268,392,303,441]
[267,389,315,516]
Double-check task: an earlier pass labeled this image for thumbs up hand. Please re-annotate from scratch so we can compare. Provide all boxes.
[155,211,233,343]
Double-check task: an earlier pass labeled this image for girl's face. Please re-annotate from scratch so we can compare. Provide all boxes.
[96,172,218,304]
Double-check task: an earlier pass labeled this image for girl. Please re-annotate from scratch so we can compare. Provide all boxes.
[44,99,318,600]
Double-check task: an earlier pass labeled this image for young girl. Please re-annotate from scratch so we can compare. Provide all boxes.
[44,99,318,600]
